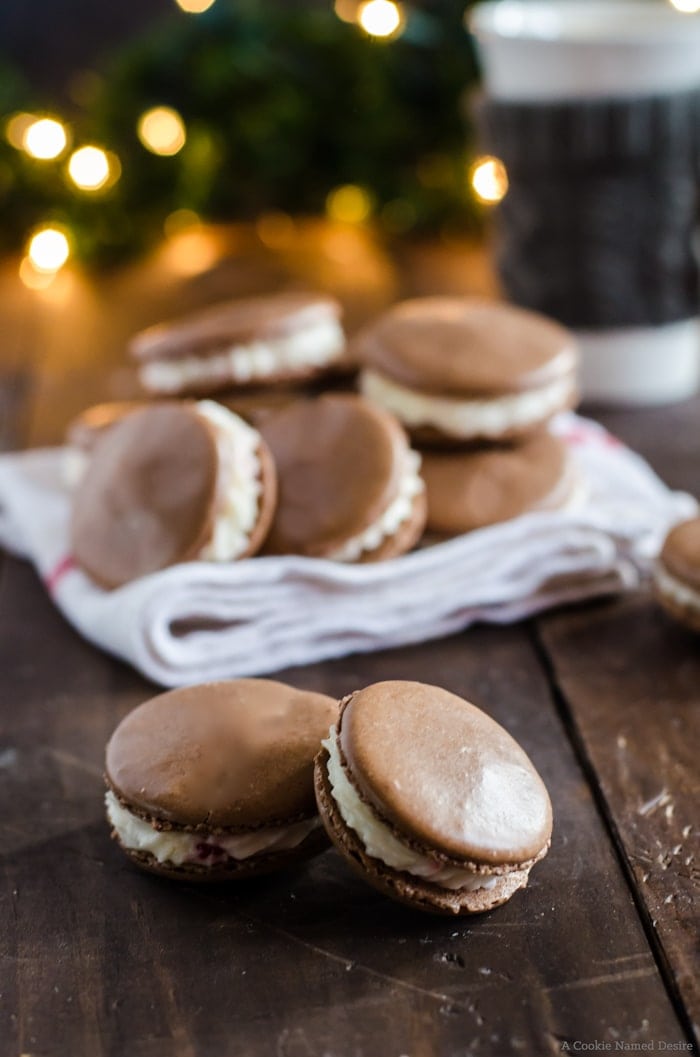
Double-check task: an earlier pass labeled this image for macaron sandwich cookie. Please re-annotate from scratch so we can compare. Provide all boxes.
[653,516,700,632]
[105,679,338,879]
[130,292,346,396]
[355,297,578,444]
[260,394,426,562]
[315,681,553,915]
[71,400,276,588]
[63,400,145,488]
[422,432,583,536]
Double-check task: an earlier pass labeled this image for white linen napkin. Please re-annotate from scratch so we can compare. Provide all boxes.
[0,413,694,686]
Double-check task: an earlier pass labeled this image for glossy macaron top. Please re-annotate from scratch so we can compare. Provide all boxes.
[421,433,571,534]
[66,401,145,451]
[660,516,700,590]
[337,681,553,866]
[354,297,576,396]
[106,679,338,829]
[71,403,220,588]
[130,292,341,363]
[260,394,410,557]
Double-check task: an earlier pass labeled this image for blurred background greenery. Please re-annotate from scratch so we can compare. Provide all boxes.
[0,0,507,273]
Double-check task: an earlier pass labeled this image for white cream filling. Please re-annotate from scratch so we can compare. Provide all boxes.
[360,367,576,439]
[654,562,700,613]
[140,317,345,394]
[322,729,499,892]
[105,789,320,867]
[195,400,263,561]
[327,450,425,563]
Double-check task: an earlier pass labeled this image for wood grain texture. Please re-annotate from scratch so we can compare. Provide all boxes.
[0,235,697,1055]
[538,399,700,1044]
[0,569,686,1056]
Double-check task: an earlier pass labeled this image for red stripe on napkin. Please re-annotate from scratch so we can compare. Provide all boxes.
[44,555,77,594]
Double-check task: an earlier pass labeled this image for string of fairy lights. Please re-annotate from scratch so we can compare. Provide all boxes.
[4,0,505,287]
[16,0,697,287]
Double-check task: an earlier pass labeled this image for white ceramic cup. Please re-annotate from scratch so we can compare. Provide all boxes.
[471,0,700,405]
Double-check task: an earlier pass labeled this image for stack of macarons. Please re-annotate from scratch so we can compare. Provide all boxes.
[68,393,427,585]
[65,290,587,587]
[129,291,350,405]
[105,677,553,915]
[353,297,583,536]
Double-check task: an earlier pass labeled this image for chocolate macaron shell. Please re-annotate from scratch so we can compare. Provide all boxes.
[130,292,340,363]
[65,401,146,451]
[106,679,338,829]
[421,434,571,535]
[71,404,219,589]
[338,681,552,867]
[659,517,700,591]
[314,758,529,915]
[354,298,576,397]
[259,394,410,558]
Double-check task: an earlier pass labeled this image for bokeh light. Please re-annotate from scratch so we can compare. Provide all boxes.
[334,0,359,22]
[326,184,373,224]
[469,156,509,205]
[357,0,404,38]
[668,0,700,11]
[164,209,202,237]
[162,228,220,276]
[26,226,71,273]
[137,107,187,156]
[6,113,35,150]
[22,117,68,160]
[67,146,114,191]
[174,0,217,10]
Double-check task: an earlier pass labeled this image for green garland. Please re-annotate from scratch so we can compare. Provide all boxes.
[1,1,483,266]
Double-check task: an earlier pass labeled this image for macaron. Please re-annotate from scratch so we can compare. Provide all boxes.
[63,401,145,488]
[315,681,553,915]
[653,516,700,633]
[260,394,426,562]
[71,400,276,588]
[130,292,347,396]
[105,679,338,880]
[355,297,578,444]
[421,432,583,536]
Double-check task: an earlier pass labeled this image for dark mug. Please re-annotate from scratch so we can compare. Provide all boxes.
[471,0,700,405]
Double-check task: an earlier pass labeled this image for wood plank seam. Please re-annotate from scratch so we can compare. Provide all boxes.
[529,619,699,1052]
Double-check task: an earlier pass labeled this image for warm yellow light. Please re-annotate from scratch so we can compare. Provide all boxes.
[67,146,113,190]
[137,107,186,156]
[174,0,216,10]
[27,227,71,273]
[470,156,509,204]
[164,209,202,237]
[6,112,35,150]
[357,0,404,38]
[162,228,220,276]
[334,0,359,22]
[19,257,56,290]
[668,0,700,11]
[326,184,373,224]
[256,211,296,250]
[23,117,68,160]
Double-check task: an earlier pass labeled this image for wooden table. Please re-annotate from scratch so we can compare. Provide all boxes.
[1,228,698,1057]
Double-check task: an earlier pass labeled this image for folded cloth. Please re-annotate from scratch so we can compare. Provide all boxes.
[0,413,695,686]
